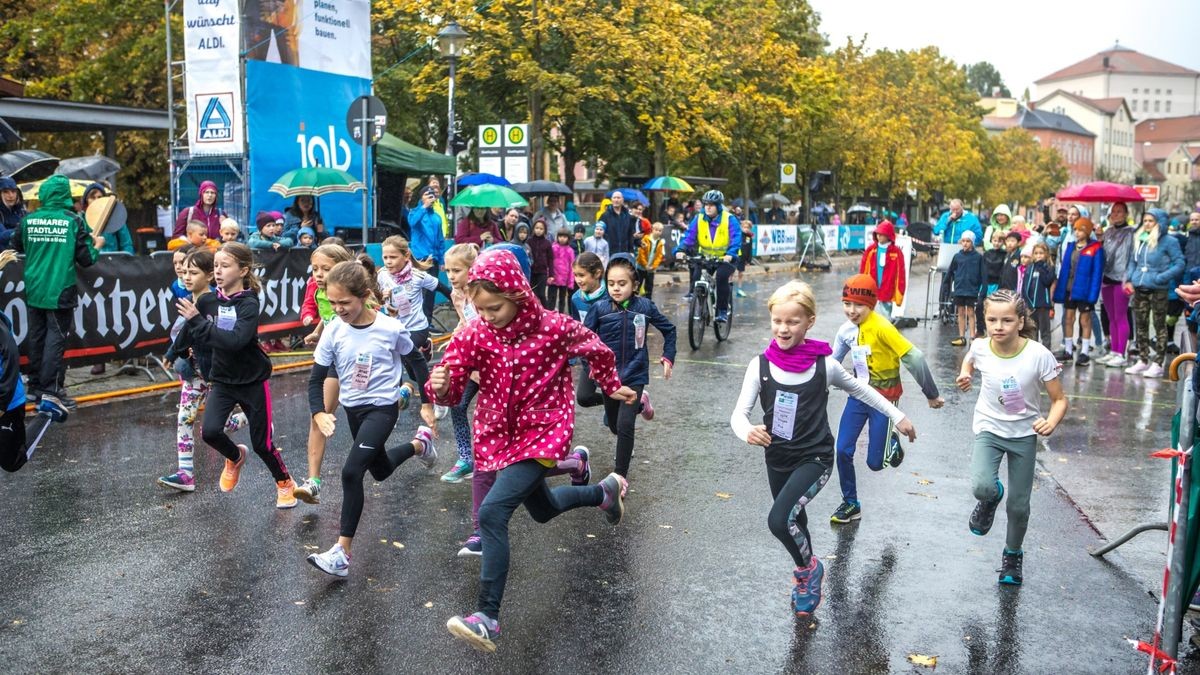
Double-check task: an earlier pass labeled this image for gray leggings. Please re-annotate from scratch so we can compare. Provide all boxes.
[971,431,1037,551]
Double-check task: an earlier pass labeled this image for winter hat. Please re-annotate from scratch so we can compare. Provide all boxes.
[874,220,896,242]
[574,224,586,235]
[270,210,285,223]
[842,274,879,309]
[298,226,316,240]
[255,211,274,229]
[1020,243,1035,257]
[1074,217,1095,237]
[199,180,218,197]
[959,230,976,243]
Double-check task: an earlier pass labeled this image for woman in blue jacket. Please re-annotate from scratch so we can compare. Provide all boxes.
[1123,208,1184,379]
[1052,218,1104,365]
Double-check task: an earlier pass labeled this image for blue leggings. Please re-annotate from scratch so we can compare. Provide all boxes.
[450,379,479,463]
[835,396,891,503]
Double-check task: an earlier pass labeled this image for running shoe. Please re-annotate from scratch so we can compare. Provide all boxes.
[792,557,825,617]
[441,458,474,483]
[446,612,499,653]
[1105,355,1128,368]
[157,471,195,492]
[294,477,322,504]
[950,337,967,347]
[56,392,78,411]
[715,310,730,324]
[457,534,482,557]
[969,480,1004,536]
[830,500,862,524]
[885,434,905,468]
[398,383,414,411]
[599,473,628,525]
[415,425,437,470]
[736,288,747,298]
[276,478,298,509]
[1143,362,1165,378]
[1125,360,1149,375]
[435,404,450,420]
[1074,352,1090,367]
[307,543,350,577]
[998,549,1023,585]
[571,446,591,486]
[37,394,69,423]
[639,391,654,421]
[1052,348,1071,362]
[219,444,247,492]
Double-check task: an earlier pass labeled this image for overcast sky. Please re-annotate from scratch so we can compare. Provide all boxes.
[811,0,1200,99]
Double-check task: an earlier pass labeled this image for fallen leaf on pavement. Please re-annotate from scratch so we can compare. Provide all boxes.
[715,492,733,499]
[392,542,405,549]
[294,601,305,606]
[906,492,937,499]
[917,479,933,485]
[660,525,673,529]
[424,602,433,608]
[908,654,937,667]
[586,534,596,538]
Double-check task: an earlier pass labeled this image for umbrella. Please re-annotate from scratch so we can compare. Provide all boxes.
[847,203,871,214]
[449,184,528,209]
[456,172,510,188]
[56,156,121,182]
[616,188,649,206]
[510,180,572,197]
[0,150,59,182]
[268,167,364,198]
[19,178,93,203]
[642,176,693,192]
[760,192,791,206]
[1055,181,1144,203]
[731,197,757,209]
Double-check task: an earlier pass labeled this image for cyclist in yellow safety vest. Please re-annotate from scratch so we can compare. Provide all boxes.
[674,189,742,323]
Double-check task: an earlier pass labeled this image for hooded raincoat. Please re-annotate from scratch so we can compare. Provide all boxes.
[982,204,1013,251]
[0,176,26,248]
[426,250,622,472]
[13,175,99,309]
[173,180,225,239]
[1127,208,1185,291]
[859,220,906,305]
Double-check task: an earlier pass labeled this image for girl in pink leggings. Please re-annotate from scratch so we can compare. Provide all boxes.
[1097,201,1134,368]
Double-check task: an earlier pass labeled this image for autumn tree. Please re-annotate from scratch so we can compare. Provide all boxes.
[981,129,1068,206]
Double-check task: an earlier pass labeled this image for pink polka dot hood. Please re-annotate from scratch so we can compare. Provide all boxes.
[428,249,622,472]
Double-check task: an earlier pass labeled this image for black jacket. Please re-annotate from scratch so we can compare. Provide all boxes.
[999,250,1021,291]
[982,248,1006,287]
[600,206,637,256]
[182,290,272,385]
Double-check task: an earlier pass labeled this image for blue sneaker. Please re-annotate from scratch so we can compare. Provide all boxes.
[446,612,499,653]
[715,310,730,323]
[792,557,825,617]
[998,549,1023,585]
[37,394,69,423]
[441,458,474,483]
[970,481,1004,536]
[736,288,747,298]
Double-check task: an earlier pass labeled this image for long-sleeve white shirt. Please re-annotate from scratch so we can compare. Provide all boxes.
[730,356,906,443]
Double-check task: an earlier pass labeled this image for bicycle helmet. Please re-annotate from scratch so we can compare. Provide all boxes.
[701,189,724,205]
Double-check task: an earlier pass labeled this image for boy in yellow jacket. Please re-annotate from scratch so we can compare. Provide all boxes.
[636,221,666,299]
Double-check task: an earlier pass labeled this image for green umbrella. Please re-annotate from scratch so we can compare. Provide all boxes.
[268,167,365,198]
[449,184,529,209]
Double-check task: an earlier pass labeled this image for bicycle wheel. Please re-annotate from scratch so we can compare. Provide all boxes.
[714,298,732,342]
[688,292,706,350]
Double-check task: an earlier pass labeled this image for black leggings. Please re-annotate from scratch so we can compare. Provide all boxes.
[766,459,833,568]
[201,380,289,482]
[548,285,572,314]
[575,361,604,408]
[603,384,644,477]
[478,460,604,619]
[339,402,414,538]
[401,328,432,403]
[0,406,51,473]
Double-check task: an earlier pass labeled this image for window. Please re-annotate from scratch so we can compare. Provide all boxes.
[1132,100,1138,112]
[1166,101,1172,113]
[1155,101,1161,112]
[1145,99,1149,109]
[1156,88,1161,95]
[1167,89,1173,96]
[1133,88,1139,94]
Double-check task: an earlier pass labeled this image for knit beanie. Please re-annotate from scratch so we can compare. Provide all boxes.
[842,274,879,309]
[255,211,274,229]
[1074,217,1094,237]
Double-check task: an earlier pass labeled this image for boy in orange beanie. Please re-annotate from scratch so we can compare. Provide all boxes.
[859,220,906,318]
[830,274,943,523]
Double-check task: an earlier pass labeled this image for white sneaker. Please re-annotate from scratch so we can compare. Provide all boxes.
[415,425,438,470]
[307,543,350,577]
[434,404,449,420]
[1143,362,1165,378]
[1093,353,1113,366]
[1125,361,1149,375]
[1105,355,1127,368]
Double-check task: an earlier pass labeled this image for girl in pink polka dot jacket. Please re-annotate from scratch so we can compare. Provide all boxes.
[429,248,638,654]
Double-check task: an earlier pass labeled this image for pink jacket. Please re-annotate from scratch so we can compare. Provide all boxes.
[550,242,576,288]
[427,249,621,472]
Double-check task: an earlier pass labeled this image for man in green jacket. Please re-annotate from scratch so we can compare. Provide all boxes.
[13,175,103,408]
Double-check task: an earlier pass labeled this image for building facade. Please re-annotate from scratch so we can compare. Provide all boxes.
[981,101,1095,186]
[1035,45,1200,120]
[1034,91,1135,182]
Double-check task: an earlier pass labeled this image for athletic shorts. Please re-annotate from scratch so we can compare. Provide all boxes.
[1064,300,1094,313]
[954,296,977,308]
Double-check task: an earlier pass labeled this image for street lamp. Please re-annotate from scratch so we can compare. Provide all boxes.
[437,20,469,196]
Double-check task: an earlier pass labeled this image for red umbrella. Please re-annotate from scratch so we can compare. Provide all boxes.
[1055,181,1144,202]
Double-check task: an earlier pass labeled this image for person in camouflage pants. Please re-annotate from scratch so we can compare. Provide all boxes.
[1132,288,1170,367]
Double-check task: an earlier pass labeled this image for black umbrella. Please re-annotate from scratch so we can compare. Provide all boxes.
[56,156,121,182]
[510,180,573,197]
[0,149,59,181]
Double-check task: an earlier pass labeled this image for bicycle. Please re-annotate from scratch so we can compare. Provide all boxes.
[683,255,733,349]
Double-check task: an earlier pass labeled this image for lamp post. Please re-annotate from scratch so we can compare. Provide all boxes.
[436,21,469,199]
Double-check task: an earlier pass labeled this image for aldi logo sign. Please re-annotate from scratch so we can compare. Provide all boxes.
[196,93,234,142]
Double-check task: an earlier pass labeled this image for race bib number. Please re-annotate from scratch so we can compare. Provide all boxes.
[392,289,412,317]
[850,345,871,381]
[772,390,798,441]
[633,313,646,349]
[999,376,1024,414]
[216,306,237,331]
[351,353,373,391]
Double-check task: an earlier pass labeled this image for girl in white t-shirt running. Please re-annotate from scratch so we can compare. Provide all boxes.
[305,261,438,578]
[957,288,1068,586]
[377,235,441,431]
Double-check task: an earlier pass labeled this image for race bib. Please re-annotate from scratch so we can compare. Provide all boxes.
[351,353,373,391]
[999,376,1024,414]
[216,306,237,331]
[772,390,798,441]
[850,345,871,381]
[633,313,646,349]
[392,290,412,317]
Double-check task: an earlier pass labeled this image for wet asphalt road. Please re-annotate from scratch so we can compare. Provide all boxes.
[0,265,1182,673]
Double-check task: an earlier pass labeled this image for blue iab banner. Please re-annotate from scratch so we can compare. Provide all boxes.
[245,60,370,231]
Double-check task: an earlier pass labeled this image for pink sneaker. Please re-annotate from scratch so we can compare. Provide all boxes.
[639,391,654,421]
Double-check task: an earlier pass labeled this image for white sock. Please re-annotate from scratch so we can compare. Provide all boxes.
[1064,339,1074,355]
[1080,338,1092,353]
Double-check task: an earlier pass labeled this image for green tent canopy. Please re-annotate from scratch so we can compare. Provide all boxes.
[376,133,455,175]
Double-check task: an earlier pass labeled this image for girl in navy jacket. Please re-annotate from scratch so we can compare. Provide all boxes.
[1052,218,1104,363]
[1021,242,1055,348]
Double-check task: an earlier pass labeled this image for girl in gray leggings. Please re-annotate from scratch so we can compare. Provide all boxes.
[956,289,1069,586]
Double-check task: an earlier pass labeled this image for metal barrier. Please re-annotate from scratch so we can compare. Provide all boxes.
[171,154,250,231]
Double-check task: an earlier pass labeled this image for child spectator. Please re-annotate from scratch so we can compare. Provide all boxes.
[169,221,219,252]
[549,228,576,314]
[295,226,317,250]
[947,231,984,346]
[249,211,295,251]
[571,224,587,256]
[636,221,666,300]
[219,219,241,244]
[982,230,1007,294]
[999,230,1023,291]
[1021,242,1055,349]
[1052,217,1104,366]
[858,220,906,317]
[584,223,610,265]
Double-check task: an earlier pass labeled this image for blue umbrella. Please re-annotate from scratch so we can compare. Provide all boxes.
[456,172,510,188]
[616,187,649,206]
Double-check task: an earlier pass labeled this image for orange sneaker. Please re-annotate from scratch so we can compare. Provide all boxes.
[276,477,298,509]
[219,444,247,492]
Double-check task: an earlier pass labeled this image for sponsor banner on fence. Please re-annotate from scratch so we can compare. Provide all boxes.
[822,225,839,251]
[183,0,244,155]
[245,60,371,229]
[245,0,371,79]
[754,225,798,256]
[0,251,311,367]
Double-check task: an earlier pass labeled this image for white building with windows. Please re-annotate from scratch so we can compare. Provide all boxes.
[1034,91,1136,182]
[1034,44,1200,120]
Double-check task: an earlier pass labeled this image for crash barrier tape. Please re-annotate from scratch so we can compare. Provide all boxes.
[2,249,314,370]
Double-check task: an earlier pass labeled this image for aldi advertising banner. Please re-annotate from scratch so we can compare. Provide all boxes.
[182,0,245,155]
